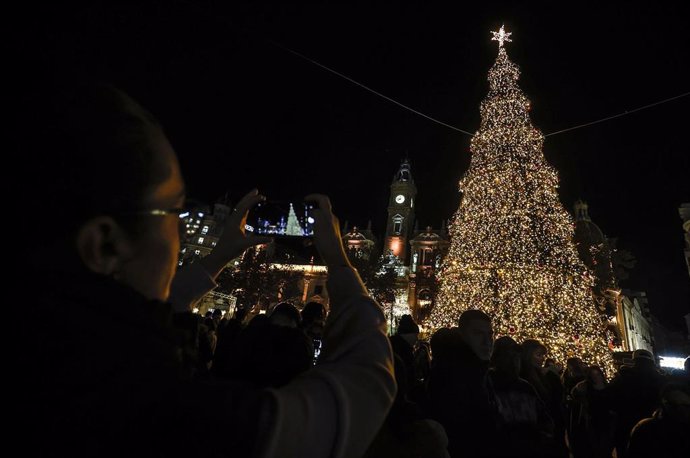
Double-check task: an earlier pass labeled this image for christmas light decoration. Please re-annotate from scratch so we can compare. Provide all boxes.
[428,27,614,373]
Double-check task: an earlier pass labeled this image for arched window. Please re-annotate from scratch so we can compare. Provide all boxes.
[393,215,403,234]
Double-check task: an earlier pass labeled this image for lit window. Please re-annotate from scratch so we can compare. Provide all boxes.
[198,237,204,244]
[393,215,403,234]
[212,242,217,247]
[202,226,209,234]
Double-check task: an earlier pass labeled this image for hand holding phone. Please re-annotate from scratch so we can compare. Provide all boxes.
[304,194,350,268]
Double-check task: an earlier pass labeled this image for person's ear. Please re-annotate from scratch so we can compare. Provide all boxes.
[75,216,134,276]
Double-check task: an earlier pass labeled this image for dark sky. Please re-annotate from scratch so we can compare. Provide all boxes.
[15,2,690,329]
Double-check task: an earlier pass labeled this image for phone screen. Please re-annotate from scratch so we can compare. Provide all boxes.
[312,338,322,365]
[247,201,322,264]
[247,201,315,237]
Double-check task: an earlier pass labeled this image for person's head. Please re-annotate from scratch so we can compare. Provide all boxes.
[566,357,586,377]
[457,309,493,361]
[521,339,547,370]
[429,327,456,361]
[586,365,606,387]
[301,301,326,326]
[490,336,522,378]
[21,83,185,302]
[659,383,690,424]
[269,302,301,328]
[396,314,420,345]
[632,349,655,368]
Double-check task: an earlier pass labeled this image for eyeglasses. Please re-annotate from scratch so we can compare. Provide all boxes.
[130,208,188,217]
[125,208,190,237]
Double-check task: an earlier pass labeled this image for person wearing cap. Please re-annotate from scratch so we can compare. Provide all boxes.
[606,348,665,457]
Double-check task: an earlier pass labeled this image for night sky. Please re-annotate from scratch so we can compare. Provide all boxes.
[15,2,689,329]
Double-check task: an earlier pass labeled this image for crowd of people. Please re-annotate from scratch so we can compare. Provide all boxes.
[22,84,689,457]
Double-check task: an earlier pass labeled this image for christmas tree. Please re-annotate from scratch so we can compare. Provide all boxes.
[285,203,303,236]
[428,26,613,370]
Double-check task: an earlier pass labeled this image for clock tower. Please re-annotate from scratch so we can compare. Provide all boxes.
[385,160,417,262]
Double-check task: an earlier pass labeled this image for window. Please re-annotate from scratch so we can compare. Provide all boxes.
[198,237,204,244]
[393,215,403,234]
[201,225,209,234]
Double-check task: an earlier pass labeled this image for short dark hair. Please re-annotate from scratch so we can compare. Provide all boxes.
[301,302,326,324]
[457,309,492,329]
[270,302,301,326]
[18,83,170,245]
[521,339,547,355]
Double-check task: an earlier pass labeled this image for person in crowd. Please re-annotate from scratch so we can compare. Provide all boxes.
[520,339,566,456]
[22,83,395,458]
[562,357,587,395]
[301,301,327,364]
[269,302,301,328]
[544,358,563,378]
[390,314,420,389]
[227,318,314,388]
[626,382,690,458]
[301,301,326,341]
[606,349,665,458]
[569,365,615,458]
[426,310,497,457]
[364,354,450,458]
[561,357,588,454]
[488,336,555,457]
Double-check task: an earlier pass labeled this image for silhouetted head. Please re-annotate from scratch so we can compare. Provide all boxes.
[490,336,522,377]
[20,83,185,301]
[457,309,493,361]
[269,302,301,328]
[521,339,548,370]
[301,301,326,325]
[429,327,456,362]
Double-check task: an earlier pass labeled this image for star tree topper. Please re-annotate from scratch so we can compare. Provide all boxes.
[491,25,512,48]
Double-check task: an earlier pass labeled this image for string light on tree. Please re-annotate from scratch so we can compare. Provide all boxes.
[428,26,614,373]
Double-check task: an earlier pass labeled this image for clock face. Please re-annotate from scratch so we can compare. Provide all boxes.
[395,194,405,204]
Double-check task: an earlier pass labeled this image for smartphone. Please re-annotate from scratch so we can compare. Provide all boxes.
[247,201,321,264]
[247,200,315,237]
[312,337,322,365]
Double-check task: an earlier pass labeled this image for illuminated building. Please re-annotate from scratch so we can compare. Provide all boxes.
[384,160,417,262]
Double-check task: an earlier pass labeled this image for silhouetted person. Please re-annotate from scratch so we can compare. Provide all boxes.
[390,314,420,389]
[570,366,614,458]
[627,383,690,458]
[269,302,301,328]
[489,336,555,457]
[520,339,566,456]
[301,301,326,363]
[607,349,665,458]
[426,310,497,457]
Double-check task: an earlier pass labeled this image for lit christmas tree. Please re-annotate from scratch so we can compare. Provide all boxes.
[285,203,303,236]
[428,26,613,371]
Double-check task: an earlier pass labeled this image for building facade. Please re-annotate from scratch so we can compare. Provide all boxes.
[384,160,417,262]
